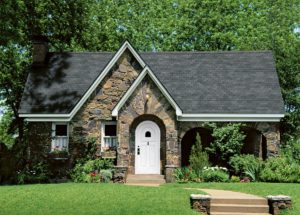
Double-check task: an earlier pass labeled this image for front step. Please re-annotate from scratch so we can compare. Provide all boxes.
[212,198,268,205]
[126,174,165,185]
[210,203,269,213]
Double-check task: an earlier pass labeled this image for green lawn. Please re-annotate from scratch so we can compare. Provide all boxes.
[0,183,298,215]
[0,183,199,215]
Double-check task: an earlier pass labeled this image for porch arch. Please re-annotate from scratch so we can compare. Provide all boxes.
[180,127,213,167]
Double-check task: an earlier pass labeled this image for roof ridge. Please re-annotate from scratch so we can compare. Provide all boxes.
[140,50,272,54]
[49,50,272,54]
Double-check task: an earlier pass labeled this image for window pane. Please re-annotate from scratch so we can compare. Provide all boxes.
[145,131,151,137]
[56,124,67,136]
[105,124,116,136]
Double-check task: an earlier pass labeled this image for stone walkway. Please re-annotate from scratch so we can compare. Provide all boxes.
[189,188,271,215]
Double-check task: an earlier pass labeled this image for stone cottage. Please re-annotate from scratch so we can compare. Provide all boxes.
[19,37,284,182]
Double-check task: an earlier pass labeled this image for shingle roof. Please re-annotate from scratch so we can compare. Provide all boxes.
[19,50,285,115]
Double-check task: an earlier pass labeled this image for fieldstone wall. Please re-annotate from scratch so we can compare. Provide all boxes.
[70,50,142,148]
[25,50,142,178]
[118,76,179,182]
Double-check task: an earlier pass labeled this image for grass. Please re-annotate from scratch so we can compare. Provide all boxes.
[0,183,200,215]
[0,182,299,215]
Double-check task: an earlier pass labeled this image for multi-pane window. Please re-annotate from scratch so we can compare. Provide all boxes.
[51,123,69,152]
[102,122,117,151]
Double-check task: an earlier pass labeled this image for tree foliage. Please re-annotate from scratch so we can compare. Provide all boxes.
[189,132,210,171]
[0,0,299,149]
[206,123,246,162]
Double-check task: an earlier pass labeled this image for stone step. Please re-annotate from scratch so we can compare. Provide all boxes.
[126,174,165,185]
[212,198,268,205]
[210,204,269,213]
[211,213,271,215]
[127,174,165,180]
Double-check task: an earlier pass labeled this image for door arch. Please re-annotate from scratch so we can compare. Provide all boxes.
[135,120,160,174]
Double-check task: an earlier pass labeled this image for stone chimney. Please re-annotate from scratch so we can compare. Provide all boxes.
[31,35,49,65]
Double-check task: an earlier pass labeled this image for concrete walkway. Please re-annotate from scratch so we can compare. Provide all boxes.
[188,188,271,215]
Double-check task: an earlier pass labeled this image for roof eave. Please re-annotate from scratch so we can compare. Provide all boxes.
[177,114,285,122]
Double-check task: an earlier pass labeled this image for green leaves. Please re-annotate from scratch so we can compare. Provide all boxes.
[206,123,246,162]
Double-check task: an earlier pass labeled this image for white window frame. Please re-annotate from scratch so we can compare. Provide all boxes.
[51,122,69,152]
[101,121,117,152]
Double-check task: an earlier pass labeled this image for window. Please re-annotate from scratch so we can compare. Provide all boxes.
[102,121,117,151]
[145,131,151,137]
[51,123,69,152]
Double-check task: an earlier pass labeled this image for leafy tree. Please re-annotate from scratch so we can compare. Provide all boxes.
[206,123,246,163]
[189,132,210,171]
[0,0,299,150]
[0,110,15,148]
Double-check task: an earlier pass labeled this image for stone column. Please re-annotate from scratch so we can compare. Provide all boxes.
[117,118,132,168]
[257,122,281,157]
[165,134,180,182]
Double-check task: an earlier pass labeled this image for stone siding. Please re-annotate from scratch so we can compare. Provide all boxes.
[70,50,142,147]
[118,76,179,182]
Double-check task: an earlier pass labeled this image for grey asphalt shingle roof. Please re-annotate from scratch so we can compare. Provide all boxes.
[19,50,285,115]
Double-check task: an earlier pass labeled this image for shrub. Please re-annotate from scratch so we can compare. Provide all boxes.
[206,123,245,163]
[16,162,49,184]
[71,158,114,183]
[260,156,300,183]
[189,132,210,172]
[230,175,240,182]
[173,167,202,183]
[229,154,262,178]
[282,136,300,163]
[100,170,113,183]
[202,166,229,182]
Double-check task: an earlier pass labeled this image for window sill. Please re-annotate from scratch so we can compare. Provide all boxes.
[101,150,117,158]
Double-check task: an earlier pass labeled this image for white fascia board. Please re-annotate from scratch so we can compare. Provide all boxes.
[20,41,146,121]
[25,117,71,122]
[19,113,70,118]
[177,114,285,122]
[112,66,182,117]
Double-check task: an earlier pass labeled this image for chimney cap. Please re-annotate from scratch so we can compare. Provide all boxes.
[30,35,49,43]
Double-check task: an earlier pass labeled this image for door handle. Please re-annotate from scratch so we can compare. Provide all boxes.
[137,146,140,155]
[147,141,149,146]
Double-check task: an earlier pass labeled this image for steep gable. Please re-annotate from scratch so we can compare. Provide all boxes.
[19,41,145,121]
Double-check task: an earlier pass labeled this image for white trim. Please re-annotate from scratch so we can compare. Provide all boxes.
[112,66,183,117]
[24,118,71,122]
[51,122,69,152]
[177,114,284,122]
[19,41,146,121]
[101,121,117,152]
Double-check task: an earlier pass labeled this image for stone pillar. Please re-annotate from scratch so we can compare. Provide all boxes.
[257,123,281,157]
[190,194,211,214]
[267,195,292,215]
[117,120,131,168]
[113,166,128,183]
[165,131,180,182]
[165,165,178,183]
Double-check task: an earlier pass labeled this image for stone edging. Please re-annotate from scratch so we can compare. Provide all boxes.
[266,195,292,215]
[190,194,211,215]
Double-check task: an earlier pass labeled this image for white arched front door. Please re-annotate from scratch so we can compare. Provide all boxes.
[135,121,160,174]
